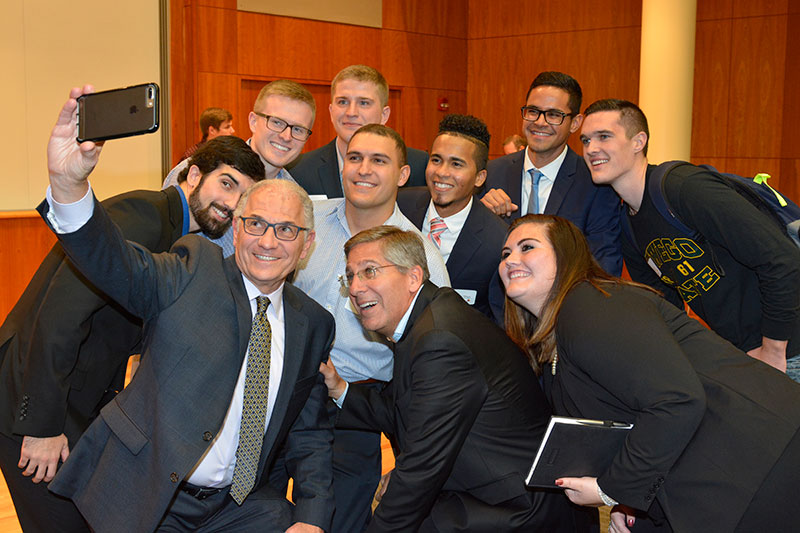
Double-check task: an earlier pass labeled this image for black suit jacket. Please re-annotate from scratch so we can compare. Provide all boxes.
[44,197,335,533]
[397,188,507,317]
[338,283,576,532]
[291,138,429,197]
[0,187,184,445]
[483,146,623,276]
[549,282,800,531]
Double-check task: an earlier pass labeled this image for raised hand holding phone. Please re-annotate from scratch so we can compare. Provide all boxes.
[48,85,103,204]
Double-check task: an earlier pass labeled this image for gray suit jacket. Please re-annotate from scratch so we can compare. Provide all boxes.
[43,198,335,533]
[291,138,429,197]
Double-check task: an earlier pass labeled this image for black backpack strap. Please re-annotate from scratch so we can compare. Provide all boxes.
[649,160,699,237]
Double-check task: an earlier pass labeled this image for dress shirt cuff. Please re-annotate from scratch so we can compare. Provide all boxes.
[332,382,349,409]
[46,183,94,233]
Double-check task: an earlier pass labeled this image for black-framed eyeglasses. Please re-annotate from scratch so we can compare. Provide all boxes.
[520,106,574,126]
[344,264,399,286]
[253,111,312,141]
[240,216,309,241]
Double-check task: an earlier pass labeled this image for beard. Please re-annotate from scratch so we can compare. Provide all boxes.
[189,188,233,239]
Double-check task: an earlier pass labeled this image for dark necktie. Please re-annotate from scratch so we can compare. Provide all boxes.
[230,295,271,504]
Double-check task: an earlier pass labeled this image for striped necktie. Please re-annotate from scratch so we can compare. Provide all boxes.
[527,168,544,214]
[230,295,271,505]
[428,217,447,248]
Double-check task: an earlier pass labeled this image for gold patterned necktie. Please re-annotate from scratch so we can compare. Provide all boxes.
[230,295,272,505]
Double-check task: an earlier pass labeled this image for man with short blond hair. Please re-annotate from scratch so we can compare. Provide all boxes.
[290,65,428,198]
[165,79,316,256]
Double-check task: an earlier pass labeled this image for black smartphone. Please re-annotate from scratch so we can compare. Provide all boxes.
[76,83,159,142]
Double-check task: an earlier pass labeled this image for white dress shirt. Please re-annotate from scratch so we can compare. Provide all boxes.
[520,145,569,214]
[422,197,473,263]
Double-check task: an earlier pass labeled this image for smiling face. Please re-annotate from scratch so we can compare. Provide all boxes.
[580,110,645,187]
[248,95,314,170]
[499,222,558,317]
[426,133,486,218]
[233,185,314,294]
[522,85,582,167]
[342,132,410,215]
[187,164,254,239]
[345,240,422,337]
[330,79,390,144]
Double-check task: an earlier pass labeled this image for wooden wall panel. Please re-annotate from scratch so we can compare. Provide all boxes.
[691,19,731,158]
[697,0,733,20]
[380,30,466,92]
[779,159,800,203]
[780,10,800,159]
[468,26,640,158]
[0,214,56,322]
[726,15,786,158]
[691,4,799,205]
[236,12,381,81]
[195,6,238,74]
[394,88,467,151]
[383,0,467,38]
[170,0,192,164]
[468,0,641,39]
[732,0,789,17]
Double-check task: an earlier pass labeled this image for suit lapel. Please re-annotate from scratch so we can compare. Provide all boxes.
[258,285,307,466]
[410,191,429,229]
[543,148,577,215]
[223,255,253,360]
[446,201,482,280]
[507,152,525,218]
[319,140,344,198]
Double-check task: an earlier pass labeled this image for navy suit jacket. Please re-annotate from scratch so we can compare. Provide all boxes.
[482,146,623,276]
[397,188,507,317]
[44,198,335,533]
[291,138,429,198]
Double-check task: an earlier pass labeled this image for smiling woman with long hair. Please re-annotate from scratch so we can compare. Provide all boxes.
[499,214,800,533]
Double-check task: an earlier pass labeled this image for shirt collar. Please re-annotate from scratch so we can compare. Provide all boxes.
[425,196,472,233]
[523,144,568,183]
[173,184,191,236]
[242,274,285,319]
[391,286,424,342]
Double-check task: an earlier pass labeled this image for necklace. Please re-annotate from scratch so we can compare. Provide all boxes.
[551,348,558,376]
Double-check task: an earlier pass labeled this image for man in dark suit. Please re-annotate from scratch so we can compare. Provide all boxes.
[290,65,428,197]
[0,131,264,532]
[480,71,622,276]
[397,114,507,317]
[319,226,578,532]
[39,86,334,533]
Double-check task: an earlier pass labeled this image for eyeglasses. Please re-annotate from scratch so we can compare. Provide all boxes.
[344,264,399,286]
[253,111,312,141]
[520,106,574,126]
[240,217,309,241]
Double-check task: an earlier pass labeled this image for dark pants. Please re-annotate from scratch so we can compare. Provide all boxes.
[157,484,292,532]
[328,396,382,533]
[0,431,90,533]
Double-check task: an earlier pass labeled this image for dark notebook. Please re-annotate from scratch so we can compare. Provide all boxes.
[526,416,633,488]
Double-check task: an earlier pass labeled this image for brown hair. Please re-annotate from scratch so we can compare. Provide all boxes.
[254,80,316,123]
[331,65,389,107]
[584,98,650,156]
[503,214,656,373]
[199,107,233,141]
[344,225,430,282]
[349,123,408,167]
